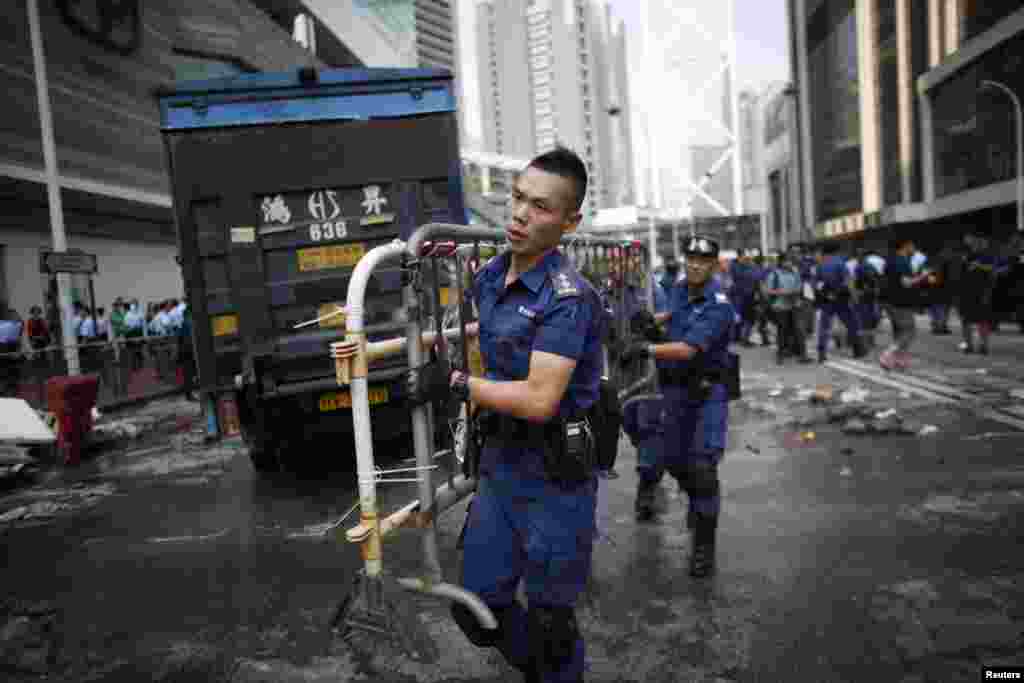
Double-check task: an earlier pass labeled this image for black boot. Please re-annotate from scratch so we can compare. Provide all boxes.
[635,480,658,522]
[689,515,717,578]
[852,336,868,359]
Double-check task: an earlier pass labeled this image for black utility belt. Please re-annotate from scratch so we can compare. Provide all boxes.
[478,413,560,444]
[658,368,726,386]
[658,359,741,401]
[476,411,595,486]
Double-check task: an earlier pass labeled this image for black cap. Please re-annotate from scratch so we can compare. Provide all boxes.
[682,235,719,258]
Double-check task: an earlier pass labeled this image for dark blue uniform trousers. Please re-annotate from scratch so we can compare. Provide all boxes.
[461,460,597,682]
[661,387,727,518]
[816,302,861,355]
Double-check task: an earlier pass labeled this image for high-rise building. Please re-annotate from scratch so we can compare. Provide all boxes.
[415,0,458,72]
[474,0,634,219]
[789,0,1024,249]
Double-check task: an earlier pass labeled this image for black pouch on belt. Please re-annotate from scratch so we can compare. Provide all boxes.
[543,418,595,487]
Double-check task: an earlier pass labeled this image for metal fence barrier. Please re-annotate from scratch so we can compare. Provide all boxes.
[328,224,658,654]
[0,334,192,412]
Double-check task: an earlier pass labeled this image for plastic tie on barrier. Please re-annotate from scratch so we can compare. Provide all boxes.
[358,464,439,486]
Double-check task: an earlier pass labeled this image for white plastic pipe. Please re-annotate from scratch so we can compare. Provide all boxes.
[345,240,407,579]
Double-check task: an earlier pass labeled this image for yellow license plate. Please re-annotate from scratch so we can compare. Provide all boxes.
[318,386,389,412]
[298,243,366,272]
[212,314,239,337]
[318,303,346,329]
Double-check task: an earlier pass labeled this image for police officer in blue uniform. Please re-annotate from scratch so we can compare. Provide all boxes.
[603,266,667,482]
[815,242,867,363]
[434,148,604,683]
[730,249,760,346]
[621,235,736,578]
[619,274,669,520]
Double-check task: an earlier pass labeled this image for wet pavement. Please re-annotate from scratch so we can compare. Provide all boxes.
[1,317,1023,682]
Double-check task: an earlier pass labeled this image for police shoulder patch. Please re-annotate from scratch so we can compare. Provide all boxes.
[550,268,580,299]
[715,293,730,304]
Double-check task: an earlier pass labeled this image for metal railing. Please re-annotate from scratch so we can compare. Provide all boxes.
[0,334,192,411]
[327,225,659,653]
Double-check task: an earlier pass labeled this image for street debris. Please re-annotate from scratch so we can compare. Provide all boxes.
[811,385,835,404]
[875,408,898,420]
[768,389,784,397]
[795,387,815,402]
[146,529,230,544]
[0,446,36,466]
[841,418,868,435]
[745,444,761,455]
[839,466,853,477]
[90,420,143,444]
[918,425,939,436]
[800,431,816,442]
[0,483,116,525]
[839,386,869,403]
[963,431,1023,441]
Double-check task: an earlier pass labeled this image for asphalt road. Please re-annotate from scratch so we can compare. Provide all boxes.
[1,317,1022,682]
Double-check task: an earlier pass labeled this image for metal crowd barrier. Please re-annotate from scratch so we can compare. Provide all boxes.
[0,333,191,411]
[327,224,660,652]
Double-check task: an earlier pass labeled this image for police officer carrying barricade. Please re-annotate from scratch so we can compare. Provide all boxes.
[619,273,669,521]
[620,235,737,578]
[412,147,604,683]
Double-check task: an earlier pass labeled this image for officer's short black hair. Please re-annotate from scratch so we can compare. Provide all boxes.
[528,146,588,214]
[822,242,841,255]
[891,237,913,251]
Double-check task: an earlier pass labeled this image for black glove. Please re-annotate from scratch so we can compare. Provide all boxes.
[407,359,451,405]
[619,342,651,368]
[629,310,664,342]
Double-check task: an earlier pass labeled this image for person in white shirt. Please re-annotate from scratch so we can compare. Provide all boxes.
[78,308,97,341]
[154,302,173,336]
[171,299,186,329]
[865,251,886,276]
[911,249,927,274]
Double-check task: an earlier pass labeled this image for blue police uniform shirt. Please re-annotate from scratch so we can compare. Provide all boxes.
[0,319,22,344]
[617,274,669,321]
[474,249,604,478]
[798,256,817,283]
[662,277,735,390]
[818,255,849,291]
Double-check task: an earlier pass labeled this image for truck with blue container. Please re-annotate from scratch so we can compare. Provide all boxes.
[158,67,466,472]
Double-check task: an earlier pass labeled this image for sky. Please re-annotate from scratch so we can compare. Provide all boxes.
[608,0,791,93]
[456,0,791,206]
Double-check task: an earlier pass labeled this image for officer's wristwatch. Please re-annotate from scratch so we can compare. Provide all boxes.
[451,370,470,402]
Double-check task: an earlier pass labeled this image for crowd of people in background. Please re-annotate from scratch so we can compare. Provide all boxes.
[0,296,196,400]
[703,232,1024,372]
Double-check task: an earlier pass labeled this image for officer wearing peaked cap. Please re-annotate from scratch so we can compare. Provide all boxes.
[620,235,736,577]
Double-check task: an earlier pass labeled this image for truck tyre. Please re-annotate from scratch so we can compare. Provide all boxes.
[242,427,281,473]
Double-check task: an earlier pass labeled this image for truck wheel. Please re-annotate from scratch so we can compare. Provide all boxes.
[240,423,280,473]
[247,440,281,473]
